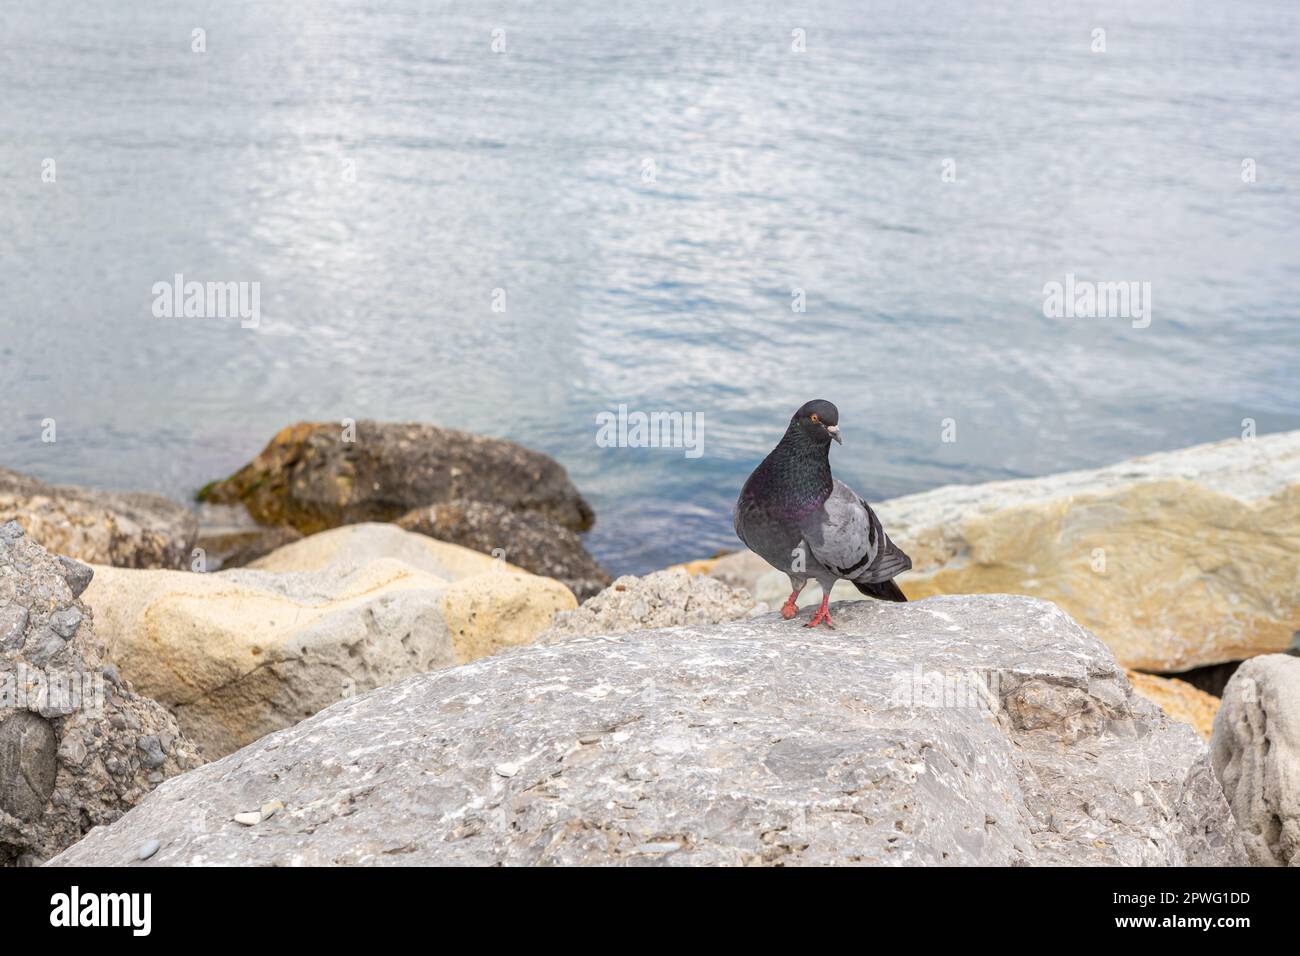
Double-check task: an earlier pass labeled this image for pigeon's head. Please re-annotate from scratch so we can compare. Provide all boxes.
[790,399,842,445]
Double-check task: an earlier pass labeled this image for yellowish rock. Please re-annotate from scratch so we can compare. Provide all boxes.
[664,557,721,576]
[1126,670,1220,741]
[83,523,575,758]
[441,571,576,663]
[878,432,1300,670]
[248,521,514,578]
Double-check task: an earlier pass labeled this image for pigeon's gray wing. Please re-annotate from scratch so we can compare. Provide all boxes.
[800,479,911,584]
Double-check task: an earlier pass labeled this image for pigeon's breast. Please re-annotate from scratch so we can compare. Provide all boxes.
[781,496,825,522]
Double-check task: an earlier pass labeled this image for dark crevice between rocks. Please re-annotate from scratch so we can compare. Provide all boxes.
[1166,661,1243,698]
[1156,636,1300,697]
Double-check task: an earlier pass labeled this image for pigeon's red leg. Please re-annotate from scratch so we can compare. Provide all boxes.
[803,592,834,629]
[780,585,804,620]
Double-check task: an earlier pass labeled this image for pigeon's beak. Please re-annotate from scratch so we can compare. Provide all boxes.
[827,425,842,445]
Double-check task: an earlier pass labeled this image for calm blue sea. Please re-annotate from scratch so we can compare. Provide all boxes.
[2,0,1298,573]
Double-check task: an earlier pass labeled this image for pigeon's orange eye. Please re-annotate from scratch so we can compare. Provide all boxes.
[810,413,819,423]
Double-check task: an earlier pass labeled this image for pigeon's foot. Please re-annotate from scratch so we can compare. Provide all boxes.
[803,595,834,629]
[780,589,802,620]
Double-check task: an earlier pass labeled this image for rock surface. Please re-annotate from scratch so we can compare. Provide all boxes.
[83,524,576,759]
[0,520,200,865]
[397,498,610,601]
[702,432,1300,671]
[1126,671,1220,741]
[539,569,762,643]
[695,549,875,611]
[48,594,1244,866]
[1211,654,1300,866]
[199,420,594,535]
[0,467,197,570]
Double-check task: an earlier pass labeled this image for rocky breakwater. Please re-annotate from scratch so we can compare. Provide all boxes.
[197,420,609,598]
[49,593,1243,866]
[80,523,575,760]
[0,521,200,865]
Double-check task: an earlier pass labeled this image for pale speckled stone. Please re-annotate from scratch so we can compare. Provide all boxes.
[48,594,1245,867]
[539,569,762,644]
[1211,654,1300,866]
[0,467,196,570]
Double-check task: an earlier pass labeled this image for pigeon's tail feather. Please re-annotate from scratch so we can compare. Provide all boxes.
[853,578,908,602]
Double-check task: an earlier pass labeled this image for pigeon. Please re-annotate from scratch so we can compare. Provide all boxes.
[733,399,911,628]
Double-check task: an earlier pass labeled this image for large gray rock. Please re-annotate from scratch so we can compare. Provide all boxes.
[48,594,1243,866]
[0,521,201,865]
[1211,654,1300,866]
[0,467,197,570]
[199,420,595,535]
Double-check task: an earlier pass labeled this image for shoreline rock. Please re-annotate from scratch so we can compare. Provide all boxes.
[0,467,197,570]
[1211,654,1300,866]
[0,520,200,865]
[199,420,595,534]
[397,499,609,601]
[47,594,1244,867]
[81,523,576,759]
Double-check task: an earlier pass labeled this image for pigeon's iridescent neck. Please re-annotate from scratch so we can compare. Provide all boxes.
[755,431,832,519]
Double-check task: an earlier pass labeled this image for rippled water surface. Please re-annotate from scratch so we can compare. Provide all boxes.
[2,0,1298,572]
